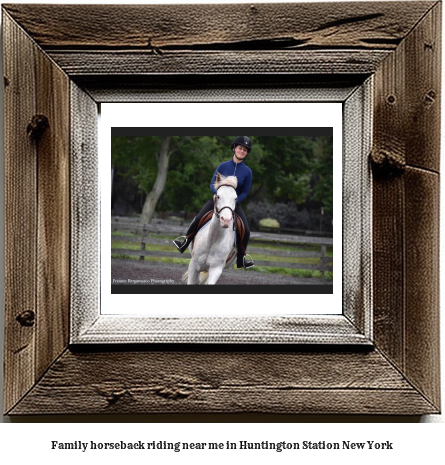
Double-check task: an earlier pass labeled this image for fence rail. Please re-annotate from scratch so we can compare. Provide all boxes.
[111,215,333,238]
[111,221,333,273]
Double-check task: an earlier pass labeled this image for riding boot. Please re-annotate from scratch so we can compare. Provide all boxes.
[173,199,215,254]
[236,224,253,269]
[173,215,199,253]
[236,249,255,269]
[173,236,191,253]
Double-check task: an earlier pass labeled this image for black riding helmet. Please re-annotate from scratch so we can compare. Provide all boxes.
[231,136,251,153]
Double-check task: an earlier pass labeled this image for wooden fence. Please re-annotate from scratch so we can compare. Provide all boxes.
[111,218,333,274]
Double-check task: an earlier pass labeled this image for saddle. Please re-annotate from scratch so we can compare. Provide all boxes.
[196,210,246,260]
[197,211,245,243]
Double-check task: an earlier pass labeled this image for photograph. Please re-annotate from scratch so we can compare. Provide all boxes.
[110,131,334,292]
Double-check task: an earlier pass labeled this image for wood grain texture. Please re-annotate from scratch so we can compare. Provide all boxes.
[404,167,440,408]
[372,3,441,411]
[3,12,38,414]
[3,2,433,80]
[70,83,99,339]
[372,1,441,172]
[372,7,407,372]
[76,316,366,346]
[342,81,372,337]
[372,175,405,369]
[3,10,71,412]
[8,349,437,415]
[75,75,365,103]
[46,50,390,76]
[404,2,441,172]
[35,35,71,381]
[2,2,435,49]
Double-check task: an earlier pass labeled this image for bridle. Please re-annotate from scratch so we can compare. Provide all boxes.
[214,184,237,230]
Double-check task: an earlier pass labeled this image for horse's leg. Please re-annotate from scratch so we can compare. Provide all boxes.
[206,265,224,285]
[187,261,200,285]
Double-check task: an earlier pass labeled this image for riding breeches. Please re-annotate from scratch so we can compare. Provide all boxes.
[185,200,251,268]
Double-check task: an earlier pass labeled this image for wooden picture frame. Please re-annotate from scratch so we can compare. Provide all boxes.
[2,2,441,415]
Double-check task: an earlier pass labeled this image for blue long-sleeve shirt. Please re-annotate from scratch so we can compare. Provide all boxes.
[210,159,252,203]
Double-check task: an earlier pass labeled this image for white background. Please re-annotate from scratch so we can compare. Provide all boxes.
[0,0,444,461]
[102,102,342,315]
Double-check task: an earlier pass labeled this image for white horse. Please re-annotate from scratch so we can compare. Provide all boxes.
[184,174,238,285]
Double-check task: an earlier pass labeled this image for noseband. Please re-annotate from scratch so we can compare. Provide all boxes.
[214,184,237,230]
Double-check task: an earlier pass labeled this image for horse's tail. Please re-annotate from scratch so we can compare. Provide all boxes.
[182,270,208,284]
[199,271,209,284]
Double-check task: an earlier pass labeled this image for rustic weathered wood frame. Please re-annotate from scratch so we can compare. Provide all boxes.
[3,2,441,415]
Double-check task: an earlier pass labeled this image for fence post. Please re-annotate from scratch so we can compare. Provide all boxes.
[140,224,147,260]
[320,245,327,277]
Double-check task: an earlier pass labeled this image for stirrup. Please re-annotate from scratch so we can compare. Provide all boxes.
[243,254,255,269]
[173,236,188,253]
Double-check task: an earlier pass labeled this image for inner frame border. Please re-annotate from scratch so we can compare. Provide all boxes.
[70,82,373,345]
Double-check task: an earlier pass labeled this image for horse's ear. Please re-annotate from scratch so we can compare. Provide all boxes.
[216,172,221,183]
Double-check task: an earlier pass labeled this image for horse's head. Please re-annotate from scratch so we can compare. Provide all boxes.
[214,174,238,229]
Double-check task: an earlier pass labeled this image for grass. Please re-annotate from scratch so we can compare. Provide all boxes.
[112,241,174,252]
[111,253,190,265]
[111,241,190,265]
[112,233,333,280]
[251,240,333,257]
[250,251,320,265]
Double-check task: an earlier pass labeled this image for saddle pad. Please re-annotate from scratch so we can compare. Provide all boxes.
[197,210,245,243]
[197,210,214,231]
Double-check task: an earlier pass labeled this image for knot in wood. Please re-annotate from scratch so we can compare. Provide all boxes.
[154,386,191,400]
[105,390,128,405]
[425,90,436,105]
[27,115,49,141]
[96,385,130,405]
[16,310,35,327]
[370,149,405,178]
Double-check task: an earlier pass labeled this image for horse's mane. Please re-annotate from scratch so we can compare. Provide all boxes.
[214,174,238,190]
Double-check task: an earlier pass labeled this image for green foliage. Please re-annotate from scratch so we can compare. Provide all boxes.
[254,136,333,212]
[311,136,333,213]
[255,136,312,203]
[111,135,333,216]
[111,136,159,194]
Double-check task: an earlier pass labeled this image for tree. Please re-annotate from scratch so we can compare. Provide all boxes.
[310,136,333,213]
[111,136,158,215]
[255,136,314,203]
[162,136,232,212]
[111,135,333,224]
[112,136,180,221]
[140,136,172,224]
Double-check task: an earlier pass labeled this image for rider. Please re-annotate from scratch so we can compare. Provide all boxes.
[173,136,254,269]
